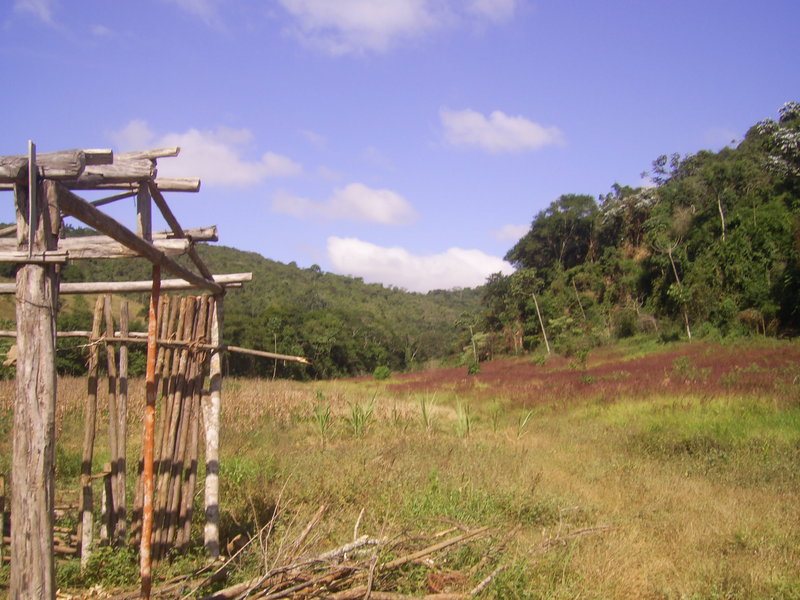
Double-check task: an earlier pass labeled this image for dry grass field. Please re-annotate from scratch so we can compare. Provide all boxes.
[0,337,798,598]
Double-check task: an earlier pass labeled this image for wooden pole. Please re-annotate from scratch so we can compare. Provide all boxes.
[140,265,160,600]
[78,296,105,567]
[10,177,60,599]
[203,295,223,560]
[103,296,121,543]
[117,300,129,544]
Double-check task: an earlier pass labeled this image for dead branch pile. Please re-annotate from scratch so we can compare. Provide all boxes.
[186,523,499,600]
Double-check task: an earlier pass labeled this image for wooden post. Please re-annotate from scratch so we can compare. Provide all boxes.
[103,296,121,543]
[78,297,105,567]
[0,474,5,565]
[203,295,223,560]
[140,266,160,600]
[118,300,129,544]
[10,177,60,599]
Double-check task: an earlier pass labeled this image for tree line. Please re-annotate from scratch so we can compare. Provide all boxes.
[478,102,800,358]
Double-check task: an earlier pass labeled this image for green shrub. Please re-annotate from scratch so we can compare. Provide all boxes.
[373,365,392,380]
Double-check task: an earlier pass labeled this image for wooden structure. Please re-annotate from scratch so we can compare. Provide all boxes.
[0,143,250,599]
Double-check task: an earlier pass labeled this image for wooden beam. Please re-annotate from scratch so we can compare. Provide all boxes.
[73,157,155,187]
[0,236,188,260]
[0,149,87,183]
[41,273,249,294]
[55,184,223,294]
[118,147,180,161]
[147,181,183,237]
[57,177,201,193]
[153,178,200,192]
[0,250,69,264]
[91,190,138,208]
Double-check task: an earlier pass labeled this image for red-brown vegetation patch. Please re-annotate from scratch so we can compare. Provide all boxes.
[388,341,800,407]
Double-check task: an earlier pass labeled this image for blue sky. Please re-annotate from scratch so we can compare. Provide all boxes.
[2,0,798,292]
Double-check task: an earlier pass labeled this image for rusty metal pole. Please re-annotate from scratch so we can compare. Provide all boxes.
[140,265,160,599]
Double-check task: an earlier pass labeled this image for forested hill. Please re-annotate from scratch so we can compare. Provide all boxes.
[479,101,800,357]
[55,244,481,379]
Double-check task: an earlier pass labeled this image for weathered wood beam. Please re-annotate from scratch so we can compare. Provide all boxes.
[0,149,92,183]
[55,184,223,294]
[91,190,138,208]
[0,272,250,295]
[73,157,155,187]
[118,147,179,161]
[0,237,189,260]
[0,224,216,243]
[153,178,200,192]
[55,177,201,193]
[0,250,69,263]
[147,181,183,237]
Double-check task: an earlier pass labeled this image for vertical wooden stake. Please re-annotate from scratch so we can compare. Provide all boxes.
[79,296,105,567]
[202,295,223,560]
[140,266,160,600]
[0,474,5,566]
[103,296,120,543]
[118,300,129,543]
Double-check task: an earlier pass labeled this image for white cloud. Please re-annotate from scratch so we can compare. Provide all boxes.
[163,0,223,27]
[328,237,513,292]
[109,120,302,186]
[14,0,55,23]
[440,107,564,153]
[468,0,516,21]
[301,129,327,149]
[492,223,529,242]
[272,183,417,225]
[276,0,517,55]
[91,24,114,37]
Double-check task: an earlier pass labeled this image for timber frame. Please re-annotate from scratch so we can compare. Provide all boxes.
[0,143,250,599]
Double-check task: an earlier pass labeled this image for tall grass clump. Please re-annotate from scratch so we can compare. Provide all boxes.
[456,401,472,438]
[345,396,374,438]
[312,390,333,445]
[419,394,436,435]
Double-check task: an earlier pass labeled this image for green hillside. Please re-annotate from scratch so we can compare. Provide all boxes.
[55,244,481,379]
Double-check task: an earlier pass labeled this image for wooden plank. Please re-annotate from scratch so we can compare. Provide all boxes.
[0,272,251,295]
[55,184,223,294]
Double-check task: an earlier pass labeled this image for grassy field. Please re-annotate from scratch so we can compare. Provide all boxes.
[0,338,799,598]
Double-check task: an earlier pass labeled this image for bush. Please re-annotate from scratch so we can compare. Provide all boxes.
[373,365,392,380]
